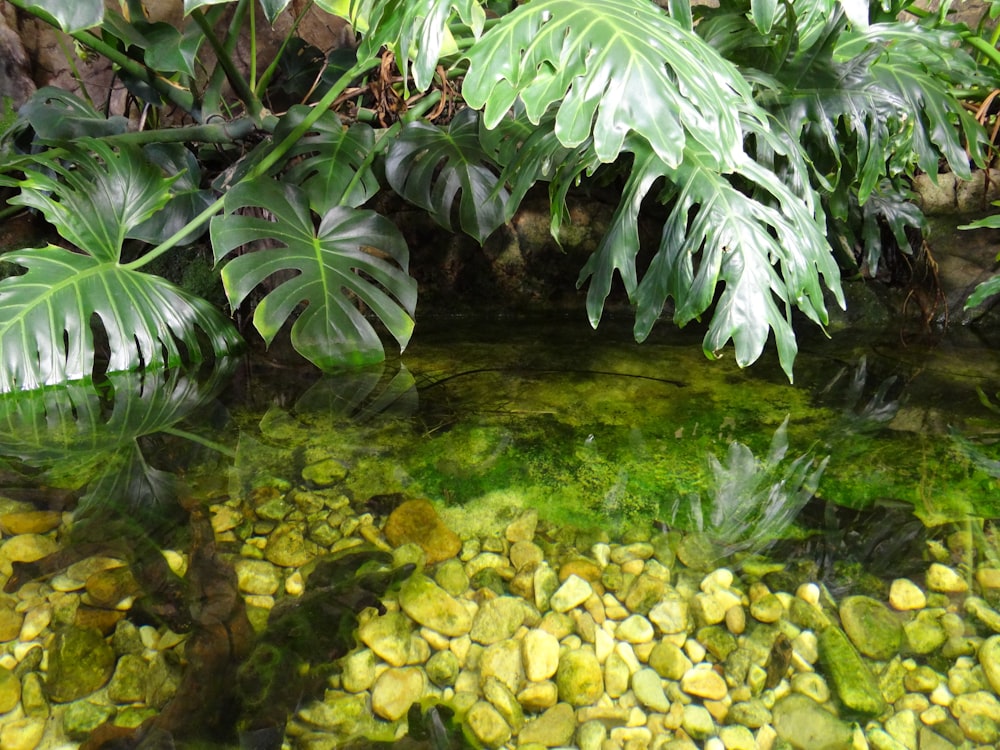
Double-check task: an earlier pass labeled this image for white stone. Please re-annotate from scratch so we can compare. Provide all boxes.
[681,665,728,700]
[595,627,615,663]
[701,568,734,592]
[549,575,593,612]
[889,578,926,610]
[371,667,425,721]
[926,563,968,593]
[616,614,654,644]
[796,583,820,605]
[522,629,560,682]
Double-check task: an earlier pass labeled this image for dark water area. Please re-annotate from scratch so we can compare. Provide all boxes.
[0,315,999,749]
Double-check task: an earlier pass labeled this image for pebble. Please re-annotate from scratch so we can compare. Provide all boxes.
[398,574,472,636]
[549,575,593,612]
[615,614,654,643]
[926,563,969,593]
[681,664,728,700]
[556,648,603,706]
[467,700,511,748]
[632,667,671,712]
[890,578,927,610]
[370,667,424,720]
[522,628,560,681]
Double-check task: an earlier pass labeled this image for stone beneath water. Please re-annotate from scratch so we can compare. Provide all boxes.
[370,666,424,721]
[839,595,903,660]
[470,596,526,645]
[518,701,576,746]
[772,693,854,750]
[398,574,472,636]
[817,625,886,717]
[979,634,1000,695]
[384,499,462,564]
[46,626,116,703]
[556,648,603,706]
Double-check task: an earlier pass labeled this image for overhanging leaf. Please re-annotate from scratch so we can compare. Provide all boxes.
[385,108,507,242]
[17,0,103,31]
[259,0,294,24]
[4,140,178,262]
[276,107,381,212]
[211,179,417,368]
[0,247,243,392]
[15,88,129,142]
[130,143,215,246]
[463,0,767,169]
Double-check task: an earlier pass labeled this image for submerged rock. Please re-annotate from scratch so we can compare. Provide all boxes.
[556,648,603,706]
[772,693,854,750]
[46,626,115,702]
[818,626,886,717]
[839,595,903,660]
[398,574,472,636]
[384,499,461,564]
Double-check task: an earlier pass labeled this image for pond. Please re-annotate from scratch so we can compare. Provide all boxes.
[0,316,998,750]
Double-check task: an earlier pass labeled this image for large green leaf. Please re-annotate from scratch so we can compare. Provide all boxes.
[276,107,381,212]
[0,141,243,391]
[385,108,507,242]
[0,248,242,391]
[15,88,129,143]
[321,0,485,90]
[5,141,175,261]
[463,0,768,169]
[211,179,417,368]
[130,144,215,246]
[16,0,103,31]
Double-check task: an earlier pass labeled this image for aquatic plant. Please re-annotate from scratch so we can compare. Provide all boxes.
[0,0,989,389]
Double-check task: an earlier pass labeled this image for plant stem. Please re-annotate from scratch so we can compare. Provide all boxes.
[191,5,264,121]
[339,121,401,204]
[162,427,237,458]
[126,56,380,271]
[257,0,314,96]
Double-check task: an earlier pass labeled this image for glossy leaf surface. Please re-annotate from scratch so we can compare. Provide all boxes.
[16,0,103,31]
[211,180,417,368]
[386,108,507,242]
[463,0,766,168]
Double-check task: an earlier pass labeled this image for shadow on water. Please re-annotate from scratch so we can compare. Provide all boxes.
[0,317,997,747]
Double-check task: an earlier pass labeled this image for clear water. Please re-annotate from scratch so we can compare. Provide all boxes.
[0,315,998,747]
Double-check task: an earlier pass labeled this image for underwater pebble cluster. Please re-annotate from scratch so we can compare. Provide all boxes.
[2,466,1000,750]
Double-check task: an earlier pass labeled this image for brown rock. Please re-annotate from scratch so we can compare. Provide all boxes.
[384,499,461,564]
[0,511,62,535]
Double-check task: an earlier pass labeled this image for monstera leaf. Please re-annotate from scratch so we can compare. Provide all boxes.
[385,108,508,242]
[463,0,768,169]
[577,136,841,381]
[319,0,485,90]
[13,0,103,31]
[0,141,243,392]
[276,107,381,213]
[211,179,417,368]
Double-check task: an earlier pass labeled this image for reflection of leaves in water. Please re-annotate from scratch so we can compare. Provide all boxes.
[661,417,828,555]
[822,355,902,432]
[0,361,237,509]
[294,365,417,423]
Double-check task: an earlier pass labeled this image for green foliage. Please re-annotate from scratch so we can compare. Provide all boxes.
[0,0,990,392]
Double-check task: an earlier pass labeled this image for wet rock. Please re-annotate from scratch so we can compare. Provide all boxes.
[649,591,690,634]
[301,457,348,486]
[578,719,608,750]
[840,595,903,660]
[506,509,538,543]
[370,666,425,721]
[384,499,461,564]
[818,626,886,717]
[926,563,968,593]
[517,680,558,711]
[772,693,854,750]
[234,558,282,596]
[426,649,460,687]
[632,667,671,712]
[0,665,21,712]
[46,626,116,702]
[0,718,45,750]
[0,533,58,564]
[399,574,472,636]
[980,634,1000,694]
[110,619,144,656]
[623,573,666,614]
[107,654,146,703]
[435,558,470,596]
[518,702,576,746]
[550,574,593,612]
[358,610,412,666]
[471,596,525,645]
[522,628,560,681]
[556,647,603,706]
[889,578,926,611]
[480,639,525,693]
[0,511,62,535]
[63,699,115,740]
[483,676,524,732]
[533,564,559,610]
[966,596,1000,633]
[0,595,23,641]
[682,704,715,740]
[681,664,728,700]
[727,699,772,728]
[341,648,376,692]
[750,593,784,623]
[264,523,317,567]
[603,651,630,698]
[616,614,654,643]
[20,672,48,718]
[904,610,948,655]
[467,700,512,748]
[648,640,691,680]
